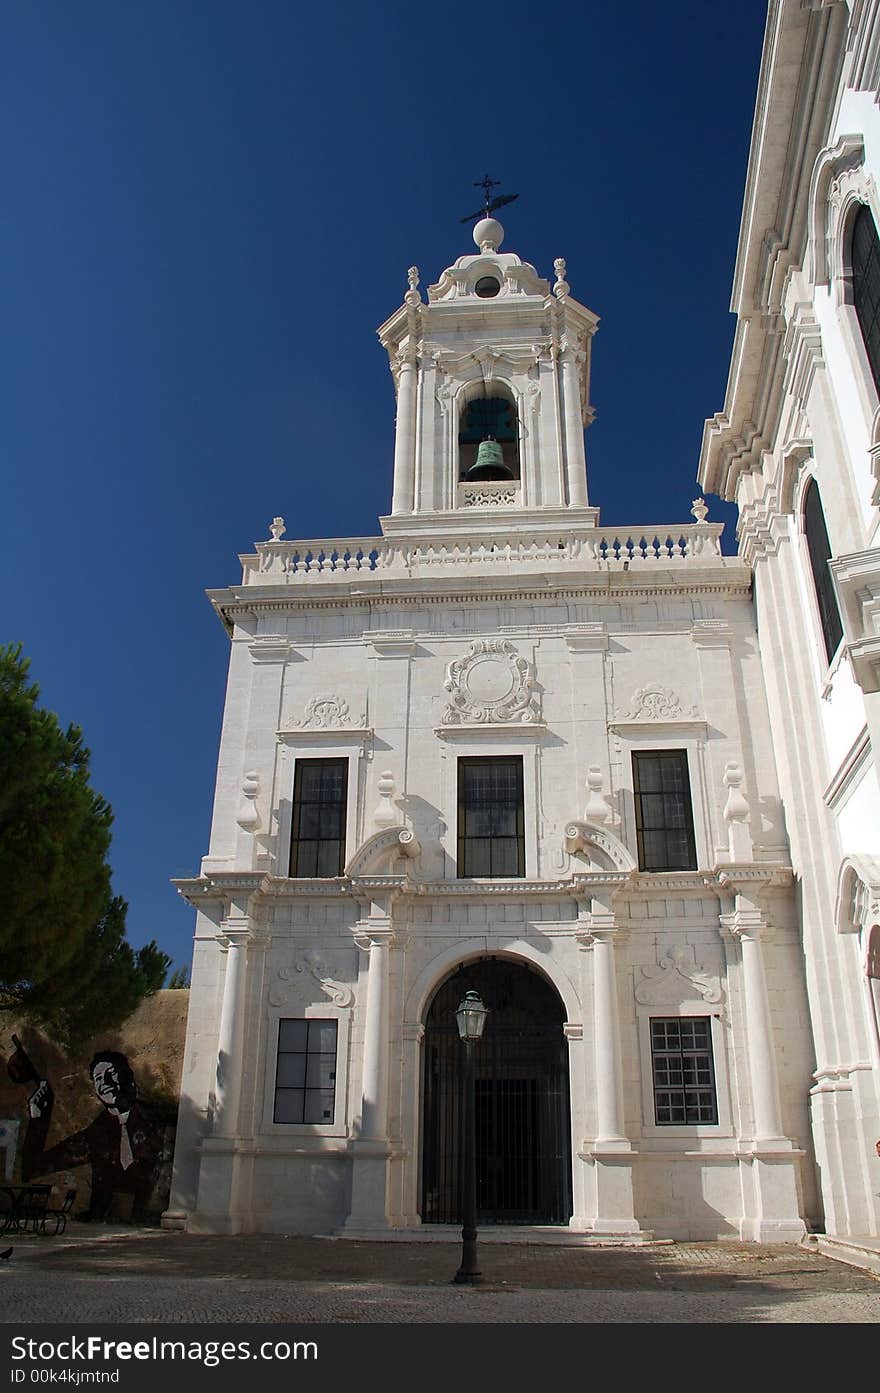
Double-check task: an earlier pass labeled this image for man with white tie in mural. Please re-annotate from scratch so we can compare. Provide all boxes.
[22,1050,162,1222]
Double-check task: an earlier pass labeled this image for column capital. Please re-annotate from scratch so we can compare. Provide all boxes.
[217,914,254,948]
[575,918,626,948]
[690,620,733,649]
[718,907,768,941]
[563,623,608,654]
[350,875,409,923]
[353,924,408,952]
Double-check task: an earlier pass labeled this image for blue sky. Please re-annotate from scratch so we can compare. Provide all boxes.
[3,1,769,975]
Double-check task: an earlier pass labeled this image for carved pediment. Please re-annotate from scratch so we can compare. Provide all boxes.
[835,854,880,935]
[344,826,421,879]
[564,821,636,873]
[441,639,541,726]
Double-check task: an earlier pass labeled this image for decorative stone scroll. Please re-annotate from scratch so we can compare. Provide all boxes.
[619,685,697,723]
[441,639,540,725]
[292,695,364,730]
[269,951,354,1009]
[634,946,723,1007]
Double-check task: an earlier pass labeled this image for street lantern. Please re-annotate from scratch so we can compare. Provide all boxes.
[453,989,488,1285]
[455,990,488,1042]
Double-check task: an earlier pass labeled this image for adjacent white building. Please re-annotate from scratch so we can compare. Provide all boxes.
[163,192,836,1242]
[700,0,880,1246]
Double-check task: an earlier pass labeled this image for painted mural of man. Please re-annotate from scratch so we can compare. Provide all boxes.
[20,1050,162,1222]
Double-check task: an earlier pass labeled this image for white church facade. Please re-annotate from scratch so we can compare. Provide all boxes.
[165,2,880,1246]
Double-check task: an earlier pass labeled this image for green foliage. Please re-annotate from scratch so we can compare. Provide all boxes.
[166,966,191,989]
[0,644,171,1048]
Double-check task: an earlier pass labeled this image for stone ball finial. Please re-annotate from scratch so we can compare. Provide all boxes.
[473,217,504,253]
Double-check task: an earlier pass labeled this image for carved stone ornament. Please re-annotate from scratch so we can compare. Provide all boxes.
[460,483,519,507]
[268,951,354,1009]
[634,946,723,1006]
[442,639,540,725]
[618,685,698,723]
[295,695,356,730]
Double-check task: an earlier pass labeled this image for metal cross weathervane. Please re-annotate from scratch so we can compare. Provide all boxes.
[459,175,519,224]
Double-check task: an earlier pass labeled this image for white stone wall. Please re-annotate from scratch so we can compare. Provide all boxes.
[168,566,818,1239]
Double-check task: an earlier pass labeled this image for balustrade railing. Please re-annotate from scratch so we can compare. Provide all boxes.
[244,524,726,584]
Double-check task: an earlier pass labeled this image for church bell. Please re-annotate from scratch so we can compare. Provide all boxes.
[465,437,515,482]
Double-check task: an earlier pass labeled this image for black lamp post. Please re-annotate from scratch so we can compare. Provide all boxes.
[453,989,488,1285]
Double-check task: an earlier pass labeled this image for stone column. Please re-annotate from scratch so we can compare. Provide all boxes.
[189,909,254,1234]
[573,895,640,1234]
[344,891,402,1234]
[739,927,785,1145]
[359,932,390,1142]
[213,917,252,1138]
[560,344,588,507]
[591,925,628,1147]
[391,345,418,515]
[721,894,806,1241]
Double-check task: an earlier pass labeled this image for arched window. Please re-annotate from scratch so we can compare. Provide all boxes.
[458,383,520,482]
[851,203,880,398]
[803,478,843,663]
[867,924,880,1065]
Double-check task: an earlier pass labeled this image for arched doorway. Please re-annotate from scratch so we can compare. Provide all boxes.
[421,957,572,1225]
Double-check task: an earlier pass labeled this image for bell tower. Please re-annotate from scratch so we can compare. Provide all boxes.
[378,217,600,532]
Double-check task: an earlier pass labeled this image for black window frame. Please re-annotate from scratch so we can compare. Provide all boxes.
[289,756,348,878]
[649,1016,718,1126]
[803,478,844,665]
[273,1018,338,1125]
[632,750,697,872]
[457,755,525,878]
[851,202,880,399]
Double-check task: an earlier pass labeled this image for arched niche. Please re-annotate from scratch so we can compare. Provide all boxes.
[419,954,573,1226]
[457,378,521,482]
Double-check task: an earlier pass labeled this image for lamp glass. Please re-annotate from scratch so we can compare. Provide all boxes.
[455,990,488,1041]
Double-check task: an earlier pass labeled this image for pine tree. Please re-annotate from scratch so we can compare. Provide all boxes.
[0,644,170,1047]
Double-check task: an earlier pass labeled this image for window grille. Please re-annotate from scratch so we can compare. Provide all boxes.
[803,479,844,664]
[457,756,525,878]
[290,758,347,877]
[650,1017,718,1125]
[273,1018,337,1124]
[632,751,697,871]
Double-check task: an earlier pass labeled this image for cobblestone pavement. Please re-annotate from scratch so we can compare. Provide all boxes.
[0,1226,878,1323]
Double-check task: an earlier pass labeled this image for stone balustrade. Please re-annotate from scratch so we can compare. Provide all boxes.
[243,523,726,584]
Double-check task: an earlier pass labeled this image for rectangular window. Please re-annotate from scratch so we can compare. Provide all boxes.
[650,1017,718,1125]
[274,1018,338,1124]
[632,750,697,871]
[290,758,347,877]
[457,756,525,878]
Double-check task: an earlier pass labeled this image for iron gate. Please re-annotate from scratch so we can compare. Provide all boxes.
[421,958,573,1225]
